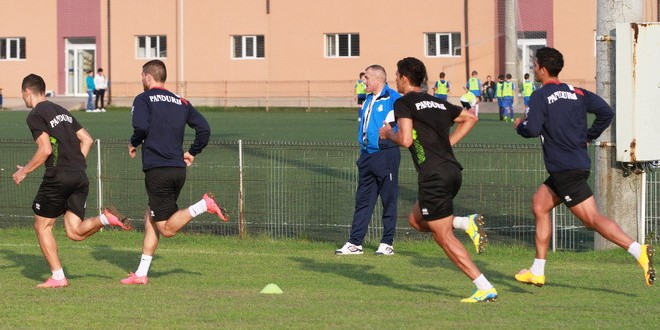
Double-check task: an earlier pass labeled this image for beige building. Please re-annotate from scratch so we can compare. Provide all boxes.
[0,0,657,107]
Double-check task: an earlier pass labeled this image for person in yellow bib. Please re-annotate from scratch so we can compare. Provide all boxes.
[465,70,481,116]
[502,73,515,122]
[460,87,477,111]
[432,72,450,101]
[522,73,536,115]
[495,74,505,120]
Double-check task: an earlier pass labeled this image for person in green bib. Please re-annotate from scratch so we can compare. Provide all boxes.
[465,70,482,116]
[521,73,536,115]
[432,72,450,101]
[502,73,515,122]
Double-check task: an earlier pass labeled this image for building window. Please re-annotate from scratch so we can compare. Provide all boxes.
[0,37,26,60]
[233,35,265,59]
[425,32,461,57]
[136,35,167,59]
[325,33,359,57]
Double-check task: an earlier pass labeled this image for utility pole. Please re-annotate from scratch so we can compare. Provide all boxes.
[504,0,519,85]
[594,0,643,249]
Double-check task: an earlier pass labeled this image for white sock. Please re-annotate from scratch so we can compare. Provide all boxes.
[453,216,468,231]
[135,254,153,277]
[530,258,546,276]
[52,268,65,280]
[628,242,642,260]
[188,199,208,217]
[99,214,110,226]
[473,274,493,291]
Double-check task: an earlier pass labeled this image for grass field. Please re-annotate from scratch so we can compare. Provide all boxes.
[0,107,537,144]
[0,228,657,329]
[3,107,656,328]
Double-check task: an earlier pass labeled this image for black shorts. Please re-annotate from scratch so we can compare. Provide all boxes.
[145,167,187,221]
[544,170,593,207]
[33,170,88,219]
[357,95,366,105]
[418,163,462,220]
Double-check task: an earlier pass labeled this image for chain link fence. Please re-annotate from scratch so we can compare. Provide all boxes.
[1,139,657,250]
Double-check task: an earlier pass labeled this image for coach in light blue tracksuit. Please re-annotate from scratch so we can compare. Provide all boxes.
[336,64,402,255]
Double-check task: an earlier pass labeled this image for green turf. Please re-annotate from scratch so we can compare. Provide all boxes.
[0,107,538,144]
[0,228,657,329]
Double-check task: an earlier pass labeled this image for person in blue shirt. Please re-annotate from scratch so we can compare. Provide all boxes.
[122,60,228,285]
[336,64,402,256]
[85,70,95,111]
[514,47,655,288]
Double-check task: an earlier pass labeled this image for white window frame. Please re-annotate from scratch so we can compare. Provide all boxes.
[0,37,26,60]
[425,32,461,57]
[325,33,359,58]
[136,35,167,59]
[232,35,265,59]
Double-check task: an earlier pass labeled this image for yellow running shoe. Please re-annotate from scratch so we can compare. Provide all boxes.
[638,244,656,286]
[460,287,498,303]
[515,269,545,287]
[465,214,487,254]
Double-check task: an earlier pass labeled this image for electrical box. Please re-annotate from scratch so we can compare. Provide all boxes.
[616,22,660,162]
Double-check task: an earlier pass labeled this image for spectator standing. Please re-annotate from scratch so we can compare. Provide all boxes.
[94,68,107,112]
[85,70,95,112]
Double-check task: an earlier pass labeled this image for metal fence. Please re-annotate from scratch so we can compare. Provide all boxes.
[1,139,657,251]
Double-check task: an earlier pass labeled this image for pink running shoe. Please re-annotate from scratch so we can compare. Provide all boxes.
[202,193,229,222]
[37,277,68,288]
[120,272,148,285]
[104,206,132,230]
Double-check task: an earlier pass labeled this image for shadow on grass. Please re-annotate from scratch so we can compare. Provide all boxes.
[0,249,47,282]
[90,244,202,280]
[289,256,458,298]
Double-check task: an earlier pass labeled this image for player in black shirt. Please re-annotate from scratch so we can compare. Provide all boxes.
[379,57,498,303]
[12,74,130,288]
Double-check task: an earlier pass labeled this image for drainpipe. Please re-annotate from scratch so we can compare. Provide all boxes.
[464,0,470,81]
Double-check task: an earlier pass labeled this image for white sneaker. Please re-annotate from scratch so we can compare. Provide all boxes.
[101,108,106,112]
[375,243,394,256]
[335,242,363,255]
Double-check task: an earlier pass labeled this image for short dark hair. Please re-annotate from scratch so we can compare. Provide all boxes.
[524,73,530,79]
[21,74,46,94]
[535,47,564,77]
[397,57,427,88]
[439,72,445,78]
[143,59,167,82]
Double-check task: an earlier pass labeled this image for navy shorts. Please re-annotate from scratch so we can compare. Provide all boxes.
[144,167,187,221]
[544,170,593,207]
[33,170,88,219]
[418,163,462,220]
[357,94,366,105]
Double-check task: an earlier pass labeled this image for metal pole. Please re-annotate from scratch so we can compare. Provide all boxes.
[238,139,245,238]
[96,139,102,217]
[594,0,643,249]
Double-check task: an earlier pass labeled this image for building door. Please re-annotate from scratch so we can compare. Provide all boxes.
[65,38,96,96]
[517,39,546,80]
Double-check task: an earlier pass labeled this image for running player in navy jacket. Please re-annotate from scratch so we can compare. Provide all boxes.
[514,47,655,287]
[122,60,228,285]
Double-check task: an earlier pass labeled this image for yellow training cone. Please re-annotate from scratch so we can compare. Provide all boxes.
[260,283,283,294]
